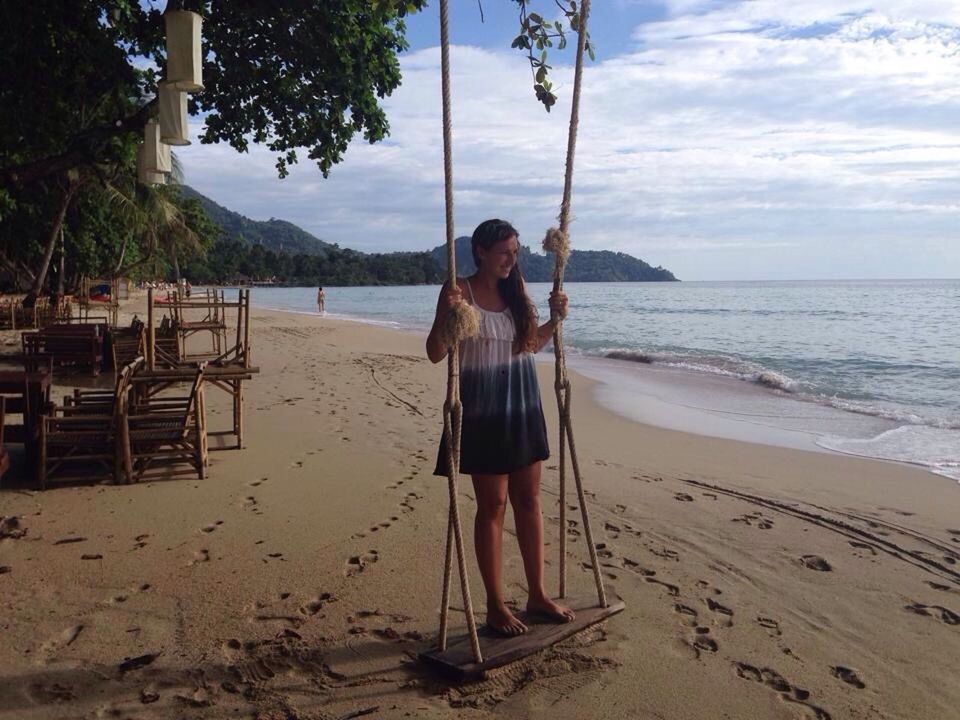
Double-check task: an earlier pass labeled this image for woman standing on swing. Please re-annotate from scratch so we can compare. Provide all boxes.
[427,218,574,636]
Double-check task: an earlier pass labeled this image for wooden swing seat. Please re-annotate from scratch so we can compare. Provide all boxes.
[419,594,625,682]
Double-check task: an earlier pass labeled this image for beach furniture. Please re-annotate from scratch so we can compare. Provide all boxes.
[167,288,230,361]
[37,366,127,489]
[63,357,144,416]
[146,288,257,449]
[22,323,104,376]
[106,318,146,371]
[77,277,121,327]
[121,364,207,483]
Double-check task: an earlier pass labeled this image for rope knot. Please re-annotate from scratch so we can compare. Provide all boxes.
[542,227,570,262]
[437,301,479,351]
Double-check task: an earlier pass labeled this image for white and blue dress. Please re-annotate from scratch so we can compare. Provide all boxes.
[434,280,550,476]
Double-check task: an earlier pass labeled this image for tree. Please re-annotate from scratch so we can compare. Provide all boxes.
[1,1,428,188]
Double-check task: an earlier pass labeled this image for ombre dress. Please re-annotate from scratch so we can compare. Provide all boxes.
[434,280,550,476]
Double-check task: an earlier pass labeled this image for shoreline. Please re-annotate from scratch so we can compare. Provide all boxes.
[254,301,960,485]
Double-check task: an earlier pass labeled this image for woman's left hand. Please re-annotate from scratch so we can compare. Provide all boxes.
[548,290,568,321]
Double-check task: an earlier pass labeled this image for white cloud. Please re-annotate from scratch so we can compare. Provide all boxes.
[178,2,960,280]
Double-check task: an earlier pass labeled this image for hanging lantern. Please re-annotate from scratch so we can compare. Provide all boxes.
[165,10,203,92]
[159,82,190,146]
[143,120,172,174]
[137,144,167,186]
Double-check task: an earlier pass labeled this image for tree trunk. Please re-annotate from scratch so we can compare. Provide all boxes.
[24,177,79,308]
[115,233,130,275]
[56,227,66,295]
[168,240,181,284]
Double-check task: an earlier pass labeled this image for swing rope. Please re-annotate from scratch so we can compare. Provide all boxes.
[541,0,608,608]
[436,0,483,664]
[434,0,604,664]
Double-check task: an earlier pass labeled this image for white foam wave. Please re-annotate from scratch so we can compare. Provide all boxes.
[818,426,960,483]
[602,349,799,392]
[598,347,959,432]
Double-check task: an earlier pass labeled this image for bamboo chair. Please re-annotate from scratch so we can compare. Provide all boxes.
[63,357,145,416]
[121,364,207,483]
[38,371,132,489]
[107,319,145,371]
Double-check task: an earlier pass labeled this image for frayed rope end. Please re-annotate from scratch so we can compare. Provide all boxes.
[438,300,480,349]
[542,227,570,262]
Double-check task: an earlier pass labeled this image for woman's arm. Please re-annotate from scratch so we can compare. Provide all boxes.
[533,290,568,353]
[426,280,464,363]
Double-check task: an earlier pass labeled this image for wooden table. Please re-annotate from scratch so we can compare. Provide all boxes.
[131,365,259,449]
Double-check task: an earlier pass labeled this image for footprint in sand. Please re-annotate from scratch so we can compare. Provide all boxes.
[344,550,380,577]
[706,598,734,626]
[800,555,832,572]
[249,478,267,488]
[300,592,336,616]
[848,541,876,555]
[732,513,773,529]
[903,602,959,625]
[674,493,694,502]
[674,603,699,625]
[831,665,865,689]
[201,521,223,534]
[757,616,782,636]
[925,581,954,592]
[733,662,832,719]
[645,577,680,597]
[0,566,10,575]
[188,549,210,566]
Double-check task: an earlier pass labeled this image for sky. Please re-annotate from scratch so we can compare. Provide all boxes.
[176,1,960,281]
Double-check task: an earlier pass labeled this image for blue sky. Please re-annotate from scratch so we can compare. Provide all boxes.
[178,1,960,280]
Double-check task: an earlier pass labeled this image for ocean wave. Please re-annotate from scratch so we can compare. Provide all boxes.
[818,426,960,481]
[602,349,799,393]
[599,347,960,431]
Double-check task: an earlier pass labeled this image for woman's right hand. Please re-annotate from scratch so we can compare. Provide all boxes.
[427,280,464,363]
[437,281,464,319]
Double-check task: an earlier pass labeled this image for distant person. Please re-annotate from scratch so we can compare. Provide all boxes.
[317,286,326,314]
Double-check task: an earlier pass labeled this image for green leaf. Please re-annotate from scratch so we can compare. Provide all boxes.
[535,66,546,83]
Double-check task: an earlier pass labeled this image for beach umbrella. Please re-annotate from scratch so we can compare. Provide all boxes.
[159,82,190,146]
[137,144,167,186]
[142,120,172,175]
[165,10,203,92]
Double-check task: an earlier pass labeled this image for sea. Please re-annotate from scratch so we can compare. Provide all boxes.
[243,280,960,483]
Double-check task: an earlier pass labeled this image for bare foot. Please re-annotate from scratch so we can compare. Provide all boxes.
[527,595,575,623]
[487,604,527,636]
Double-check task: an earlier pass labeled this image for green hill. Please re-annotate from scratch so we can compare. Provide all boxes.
[180,186,336,257]
[181,189,677,284]
[429,237,677,282]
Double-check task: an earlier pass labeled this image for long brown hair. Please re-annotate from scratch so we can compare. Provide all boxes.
[470,219,538,352]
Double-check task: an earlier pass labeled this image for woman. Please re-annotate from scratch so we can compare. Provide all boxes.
[426,219,574,636]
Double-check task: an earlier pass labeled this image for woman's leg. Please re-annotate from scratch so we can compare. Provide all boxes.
[472,474,527,635]
[509,462,575,622]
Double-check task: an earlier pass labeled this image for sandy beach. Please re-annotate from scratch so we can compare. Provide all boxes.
[1,302,958,720]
